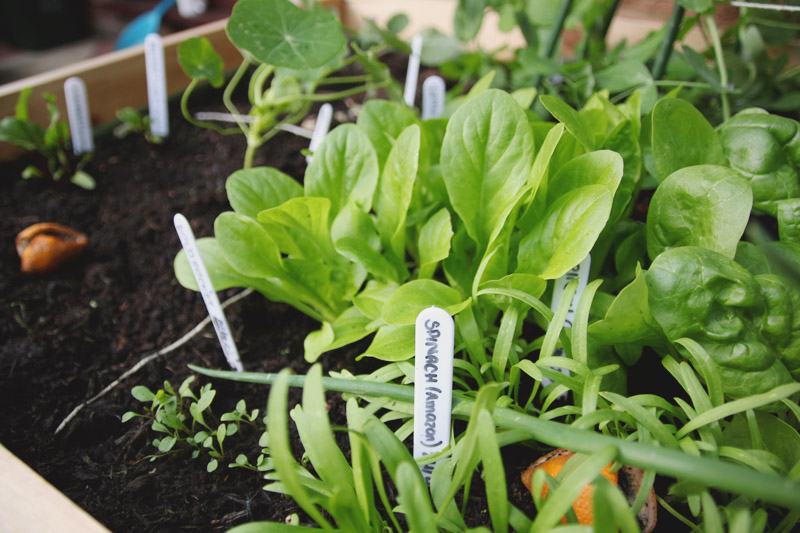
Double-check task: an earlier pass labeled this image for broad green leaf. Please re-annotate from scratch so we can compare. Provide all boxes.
[723,411,800,473]
[441,89,534,250]
[454,0,485,42]
[646,165,752,260]
[419,27,464,66]
[332,203,400,282]
[215,212,283,278]
[778,200,800,244]
[651,98,727,182]
[257,197,337,263]
[546,150,623,204]
[602,118,642,224]
[304,307,376,362]
[362,324,415,361]
[0,117,46,152]
[376,124,421,259]
[540,95,597,150]
[719,109,800,216]
[175,237,266,291]
[511,87,538,110]
[518,185,613,279]
[353,280,398,319]
[226,167,303,220]
[70,171,95,190]
[177,37,225,87]
[381,280,468,325]
[418,208,453,279]
[478,273,547,311]
[131,385,155,402]
[304,124,379,219]
[357,100,419,170]
[595,60,652,93]
[227,0,346,69]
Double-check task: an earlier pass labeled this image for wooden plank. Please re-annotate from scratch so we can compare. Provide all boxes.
[0,18,239,160]
[0,444,110,532]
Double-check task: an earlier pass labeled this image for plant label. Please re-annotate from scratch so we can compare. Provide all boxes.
[145,33,169,138]
[177,0,207,17]
[543,254,591,388]
[422,76,446,120]
[305,103,332,165]
[64,77,93,155]
[403,34,423,108]
[413,306,454,485]
[173,213,244,372]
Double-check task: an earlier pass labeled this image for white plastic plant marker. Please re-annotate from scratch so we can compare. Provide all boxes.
[173,213,244,372]
[305,103,332,165]
[421,75,446,120]
[177,0,207,17]
[145,33,169,138]
[413,306,455,485]
[543,254,591,388]
[63,77,93,155]
[403,34,423,108]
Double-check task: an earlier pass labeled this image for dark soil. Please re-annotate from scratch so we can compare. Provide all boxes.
[0,65,551,530]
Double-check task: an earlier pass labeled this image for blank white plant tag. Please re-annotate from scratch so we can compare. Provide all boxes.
[543,254,591,388]
[145,33,169,137]
[173,213,243,372]
[421,76,446,120]
[64,77,93,155]
[177,0,207,17]
[403,34,423,108]
[413,306,454,485]
[305,103,332,165]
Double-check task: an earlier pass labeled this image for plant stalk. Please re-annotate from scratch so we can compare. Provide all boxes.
[704,13,731,122]
[651,4,686,81]
[531,0,575,90]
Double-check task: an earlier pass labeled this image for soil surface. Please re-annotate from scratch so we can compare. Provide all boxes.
[0,66,550,530]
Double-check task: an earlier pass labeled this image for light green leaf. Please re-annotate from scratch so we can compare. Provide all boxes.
[226,167,303,220]
[215,212,283,278]
[546,150,623,204]
[441,89,534,250]
[257,197,336,263]
[332,203,400,282]
[376,124,421,259]
[227,0,346,69]
[362,324,416,361]
[454,0,486,42]
[540,95,597,150]
[177,37,225,87]
[595,60,652,93]
[357,100,419,170]
[353,280,398,320]
[418,207,453,279]
[304,124,379,219]
[646,165,752,260]
[303,307,376,362]
[651,98,727,182]
[381,280,468,325]
[518,185,613,279]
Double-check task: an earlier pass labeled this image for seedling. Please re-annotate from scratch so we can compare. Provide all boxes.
[123,376,261,472]
[0,88,95,189]
[177,0,401,169]
[113,107,163,144]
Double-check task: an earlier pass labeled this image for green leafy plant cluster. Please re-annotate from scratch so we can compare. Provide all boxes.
[176,0,400,169]
[420,0,800,125]
[169,73,800,528]
[123,376,264,473]
[0,88,95,189]
[113,107,164,144]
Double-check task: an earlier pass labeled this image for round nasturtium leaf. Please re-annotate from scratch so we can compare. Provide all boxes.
[177,37,225,87]
[227,0,346,69]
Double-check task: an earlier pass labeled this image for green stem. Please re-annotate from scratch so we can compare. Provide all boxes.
[190,365,800,510]
[704,13,731,122]
[317,74,374,85]
[515,9,537,49]
[223,58,253,135]
[531,0,574,91]
[273,81,392,106]
[651,4,685,81]
[180,79,239,135]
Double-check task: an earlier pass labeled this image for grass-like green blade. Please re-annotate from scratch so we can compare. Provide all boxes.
[676,383,800,439]
[477,409,508,533]
[396,461,437,533]
[192,365,800,508]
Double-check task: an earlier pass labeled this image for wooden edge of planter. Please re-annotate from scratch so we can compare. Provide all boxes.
[0,18,239,161]
[0,444,110,532]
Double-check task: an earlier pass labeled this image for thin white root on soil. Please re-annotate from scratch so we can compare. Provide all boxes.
[54,288,254,435]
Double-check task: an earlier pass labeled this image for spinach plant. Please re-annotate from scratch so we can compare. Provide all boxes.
[0,88,95,189]
[177,0,399,169]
